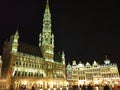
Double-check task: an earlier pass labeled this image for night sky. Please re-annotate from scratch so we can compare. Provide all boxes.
[0,0,120,66]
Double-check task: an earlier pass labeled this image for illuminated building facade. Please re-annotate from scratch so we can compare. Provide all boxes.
[0,0,66,89]
[66,56,119,86]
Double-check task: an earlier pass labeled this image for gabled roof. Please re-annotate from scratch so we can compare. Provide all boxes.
[18,42,62,63]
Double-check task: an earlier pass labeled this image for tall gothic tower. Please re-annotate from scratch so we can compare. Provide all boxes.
[39,0,54,61]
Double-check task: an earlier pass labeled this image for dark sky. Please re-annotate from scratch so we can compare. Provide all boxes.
[0,0,120,65]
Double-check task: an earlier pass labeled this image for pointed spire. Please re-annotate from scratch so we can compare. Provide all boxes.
[62,51,65,57]
[15,26,19,36]
[62,51,65,64]
[14,27,19,40]
[39,0,54,61]
[15,29,18,36]
[47,0,49,3]
[44,0,50,17]
[11,27,19,53]
[62,51,65,58]
[42,0,51,32]
[46,0,49,9]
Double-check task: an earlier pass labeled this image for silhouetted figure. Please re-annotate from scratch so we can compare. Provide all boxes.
[82,85,86,90]
[72,85,78,90]
[87,84,93,90]
[104,84,110,90]
[32,86,35,90]
[79,84,82,89]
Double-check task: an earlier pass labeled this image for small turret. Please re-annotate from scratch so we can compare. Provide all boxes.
[66,63,72,70]
[11,30,19,53]
[92,61,98,67]
[104,55,110,65]
[39,33,42,46]
[72,60,77,66]
[62,51,65,64]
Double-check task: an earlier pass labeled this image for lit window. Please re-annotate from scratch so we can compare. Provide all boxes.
[20,57,22,60]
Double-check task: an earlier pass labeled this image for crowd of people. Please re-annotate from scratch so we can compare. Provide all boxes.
[10,83,120,90]
[72,84,119,90]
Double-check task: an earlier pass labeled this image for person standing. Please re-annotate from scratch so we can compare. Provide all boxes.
[104,84,110,90]
[32,86,35,90]
[82,85,86,90]
[87,84,93,90]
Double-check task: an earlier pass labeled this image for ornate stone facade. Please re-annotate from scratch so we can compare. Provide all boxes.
[66,56,119,86]
[0,0,67,89]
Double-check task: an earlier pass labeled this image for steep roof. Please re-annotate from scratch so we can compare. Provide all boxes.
[18,42,42,57]
[18,42,62,63]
